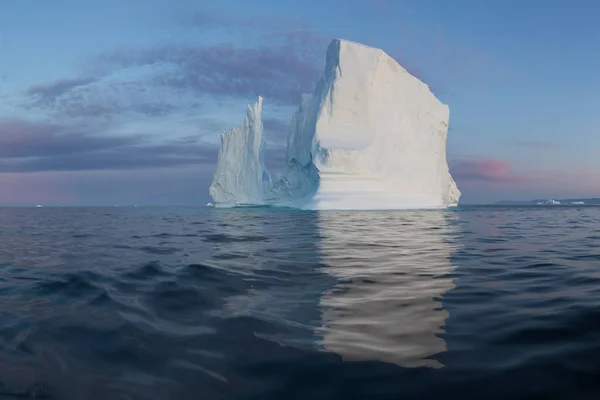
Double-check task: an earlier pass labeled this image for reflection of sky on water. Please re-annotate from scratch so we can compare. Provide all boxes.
[215,210,332,349]
[219,209,459,369]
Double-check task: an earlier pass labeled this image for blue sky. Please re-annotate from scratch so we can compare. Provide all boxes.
[0,0,598,205]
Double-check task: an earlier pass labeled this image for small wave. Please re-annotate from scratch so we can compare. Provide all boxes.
[0,205,598,398]
[33,272,104,298]
[202,234,269,243]
[71,234,93,239]
[121,261,170,281]
[148,280,214,312]
[138,246,179,255]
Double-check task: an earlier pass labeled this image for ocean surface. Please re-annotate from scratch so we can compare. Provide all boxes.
[0,205,599,399]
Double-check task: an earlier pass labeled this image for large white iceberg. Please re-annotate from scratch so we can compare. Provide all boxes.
[209,38,461,209]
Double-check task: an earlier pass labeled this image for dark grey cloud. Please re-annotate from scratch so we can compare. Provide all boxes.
[0,118,141,158]
[0,142,287,173]
[0,118,287,173]
[94,41,323,106]
[0,143,214,173]
[0,118,203,172]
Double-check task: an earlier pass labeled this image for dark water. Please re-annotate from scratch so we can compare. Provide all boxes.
[0,206,599,399]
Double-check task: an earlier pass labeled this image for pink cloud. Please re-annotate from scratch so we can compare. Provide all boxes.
[451,156,599,203]
[451,157,525,184]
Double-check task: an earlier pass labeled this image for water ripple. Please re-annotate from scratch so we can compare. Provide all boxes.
[0,205,598,398]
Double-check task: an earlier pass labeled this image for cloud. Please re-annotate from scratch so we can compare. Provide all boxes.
[26,77,97,105]
[23,75,201,120]
[0,118,140,158]
[92,41,323,106]
[0,117,288,173]
[449,155,600,203]
[0,142,287,174]
[0,118,203,172]
[450,157,525,183]
[21,12,331,122]
[0,145,208,173]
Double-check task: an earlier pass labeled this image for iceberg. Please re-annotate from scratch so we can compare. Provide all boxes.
[209,38,461,210]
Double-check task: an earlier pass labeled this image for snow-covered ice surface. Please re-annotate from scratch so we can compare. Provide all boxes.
[209,38,461,210]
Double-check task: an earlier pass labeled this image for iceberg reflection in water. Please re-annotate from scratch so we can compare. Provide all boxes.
[218,209,460,369]
[316,211,458,368]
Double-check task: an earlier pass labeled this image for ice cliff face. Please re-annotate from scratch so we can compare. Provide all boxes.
[209,97,271,205]
[209,38,461,209]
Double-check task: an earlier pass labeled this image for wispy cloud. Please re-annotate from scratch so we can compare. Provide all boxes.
[93,42,322,106]
[26,77,98,104]
[3,10,320,182]
[23,74,201,120]
[20,11,330,122]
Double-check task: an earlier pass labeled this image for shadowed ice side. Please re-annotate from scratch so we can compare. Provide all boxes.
[208,97,272,206]
[209,38,461,210]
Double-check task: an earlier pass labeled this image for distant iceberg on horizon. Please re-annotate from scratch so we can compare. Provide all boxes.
[209,38,461,210]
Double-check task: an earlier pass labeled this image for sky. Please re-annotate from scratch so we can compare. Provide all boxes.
[0,0,599,205]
